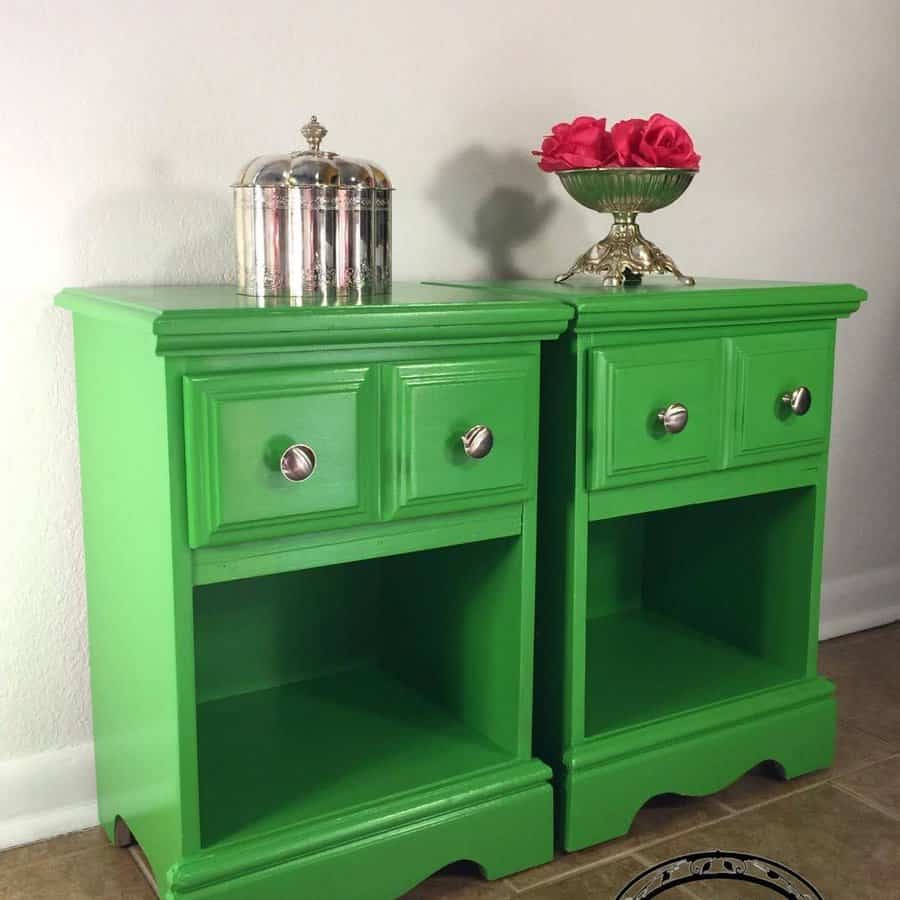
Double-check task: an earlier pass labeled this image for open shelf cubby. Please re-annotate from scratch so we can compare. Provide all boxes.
[193,536,525,848]
[584,487,816,738]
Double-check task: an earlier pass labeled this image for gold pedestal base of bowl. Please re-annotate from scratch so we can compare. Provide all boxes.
[553,167,697,288]
[554,213,695,287]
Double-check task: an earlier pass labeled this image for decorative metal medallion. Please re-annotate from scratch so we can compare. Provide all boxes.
[553,167,696,288]
[615,850,824,899]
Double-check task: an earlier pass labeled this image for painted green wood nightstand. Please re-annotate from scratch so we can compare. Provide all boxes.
[432,278,865,851]
[56,284,572,900]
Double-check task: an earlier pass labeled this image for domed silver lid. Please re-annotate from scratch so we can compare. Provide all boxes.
[233,116,392,189]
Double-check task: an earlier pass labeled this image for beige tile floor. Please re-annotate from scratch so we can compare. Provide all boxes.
[2,623,897,899]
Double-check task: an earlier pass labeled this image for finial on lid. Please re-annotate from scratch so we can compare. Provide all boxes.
[301,115,327,154]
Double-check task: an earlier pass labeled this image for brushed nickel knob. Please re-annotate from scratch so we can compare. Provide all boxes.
[657,402,688,434]
[781,386,812,416]
[462,425,493,459]
[280,443,317,482]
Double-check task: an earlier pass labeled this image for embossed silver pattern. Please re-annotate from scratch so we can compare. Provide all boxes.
[233,116,393,302]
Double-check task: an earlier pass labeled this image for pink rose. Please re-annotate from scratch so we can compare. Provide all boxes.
[629,113,700,169]
[534,113,701,171]
[610,118,649,167]
[532,115,618,172]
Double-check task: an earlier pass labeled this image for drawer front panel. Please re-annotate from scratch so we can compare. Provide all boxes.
[589,341,724,490]
[729,331,833,465]
[184,367,378,547]
[385,356,537,518]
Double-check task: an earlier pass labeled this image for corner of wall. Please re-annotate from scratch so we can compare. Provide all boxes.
[819,564,900,640]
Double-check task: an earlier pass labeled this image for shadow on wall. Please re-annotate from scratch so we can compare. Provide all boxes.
[429,145,586,280]
[72,157,234,286]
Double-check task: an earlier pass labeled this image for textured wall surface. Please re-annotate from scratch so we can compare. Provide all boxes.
[1,0,898,842]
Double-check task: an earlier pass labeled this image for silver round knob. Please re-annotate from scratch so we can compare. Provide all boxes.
[657,402,688,434]
[781,386,812,416]
[280,443,317,482]
[461,425,493,460]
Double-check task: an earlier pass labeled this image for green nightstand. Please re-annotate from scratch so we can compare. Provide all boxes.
[56,285,572,899]
[432,278,865,850]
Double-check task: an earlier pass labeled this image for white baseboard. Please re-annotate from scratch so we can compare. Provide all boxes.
[819,563,900,640]
[0,742,99,850]
[0,566,895,852]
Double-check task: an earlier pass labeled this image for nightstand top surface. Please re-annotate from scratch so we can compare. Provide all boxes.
[55,283,574,352]
[56,282,571,314]
[56,278,865,349]
[427,278,866,329]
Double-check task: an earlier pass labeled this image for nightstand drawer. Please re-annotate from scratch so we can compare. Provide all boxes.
[183,366,378,547]
[588,341,724,489]
[729,331,833,465]
[385,356,538,518]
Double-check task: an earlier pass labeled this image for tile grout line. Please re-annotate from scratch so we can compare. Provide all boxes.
[507,847,644,892]
[507,808,749,890]
[838,717,900,748]
[832,749,900,772]
[830,782,900,824]
[514,850,656,896]
[713,798,739,814]
[708,778,842,819]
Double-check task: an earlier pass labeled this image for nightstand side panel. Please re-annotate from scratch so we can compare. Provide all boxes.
[71,314,200,879]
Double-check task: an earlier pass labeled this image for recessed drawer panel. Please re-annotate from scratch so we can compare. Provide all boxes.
[385,356,538,518]
[588,341,724,490]
[729,331,833,466]
[183,367,378,547]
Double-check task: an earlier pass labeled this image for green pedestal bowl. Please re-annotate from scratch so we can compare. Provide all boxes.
[554,167,697,287]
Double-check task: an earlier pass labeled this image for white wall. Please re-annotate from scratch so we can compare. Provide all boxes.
[1,0,898,847]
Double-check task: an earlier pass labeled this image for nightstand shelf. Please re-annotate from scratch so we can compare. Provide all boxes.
[583,487,813,736]
[193,540,523,848]
[197,668,513,847]
[585,611,798,737]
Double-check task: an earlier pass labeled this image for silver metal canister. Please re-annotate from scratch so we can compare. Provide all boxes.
[373,170,392,294]
[233,117,392,302]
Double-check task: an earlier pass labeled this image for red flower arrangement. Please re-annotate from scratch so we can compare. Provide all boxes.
[533,114,700,172]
